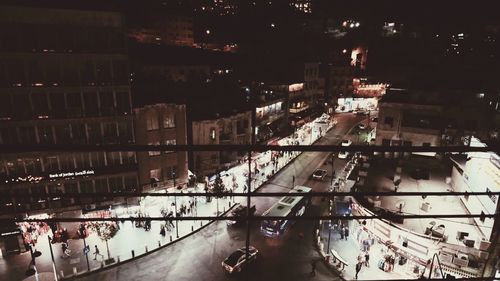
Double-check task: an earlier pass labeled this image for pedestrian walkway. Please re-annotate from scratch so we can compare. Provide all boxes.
[0,115,335,281]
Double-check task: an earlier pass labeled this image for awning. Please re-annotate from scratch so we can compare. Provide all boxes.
[330,249,349,266]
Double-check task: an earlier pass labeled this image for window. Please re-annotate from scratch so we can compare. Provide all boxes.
[94,178,109,199]
[99,92,115,115]
[164,139,176,153]
[384,117,394,127]
[0,93,12,118]
[167,166,178,180]
[95,60,112,86]
[71,123,87,144]
[81,60,95,86]
[118,121,133,143]
[19,126,37,144]
[210,128,216,140]
[87,123,101,144]
[122,151,136,165]
[55,124,71,144]
[80,180,94,194]
[38,126,54,144]
[382,139,391,146]
[49,92,66,117]
[109,177,123,193]
[150,168,162,182]
[74,153,91,169]
[115,92,131,115]
[64,182,78,195]
[83,92,99,116]
[423,142,431,147]
[13,93,32,119]
[90,152,106,168]
[147,112,159,131]
[66,92,82,117]
[124,176,138,192]
[148,142,161,156]
[103,122,117,138]
[59,154,75,171]
[44,156,59,172]
[163,113,175,128]
[24,158,42,175]
[106,151,121,166]
[0,127,17,144]
[112,60,128,85]
[32,93,50,116]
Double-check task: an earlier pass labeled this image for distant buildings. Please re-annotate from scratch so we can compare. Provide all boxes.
[134,104,188,191]
[128,15,194,47]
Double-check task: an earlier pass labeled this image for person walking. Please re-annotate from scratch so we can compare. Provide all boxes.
[340,225,345,240]
[355,261,362,279]
[364,251,370,267]
[61,242,71,258]
[93,245,103,260]
[344,226,349,241]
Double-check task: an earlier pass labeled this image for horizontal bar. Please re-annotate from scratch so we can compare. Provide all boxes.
[6,191,499,198]
[1,213,497,223]
[0,144,496,153]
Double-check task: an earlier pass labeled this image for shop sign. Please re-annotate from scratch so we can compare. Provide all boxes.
[49,169,95,179]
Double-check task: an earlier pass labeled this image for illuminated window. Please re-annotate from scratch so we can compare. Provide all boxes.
[146,112,159,131]
[164,139,176,153]
[210,128,216,140]
[148,142,161,156]
[163,113,176,128]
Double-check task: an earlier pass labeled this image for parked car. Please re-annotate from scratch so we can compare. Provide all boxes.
[341,139,352,146]
[227,204,256,226]
[370,117,378,122]
[222,246,259,274]
[312,169,328,181]
[357,123,366,130]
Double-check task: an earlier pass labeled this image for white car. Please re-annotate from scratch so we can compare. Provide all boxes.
[222,246,258,274]
[312,169,328,181]
[341,139,352,146]
[338,151,349,159]
[358,123,366,130]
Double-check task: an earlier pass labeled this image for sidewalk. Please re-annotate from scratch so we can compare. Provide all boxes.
[0,115,334,281]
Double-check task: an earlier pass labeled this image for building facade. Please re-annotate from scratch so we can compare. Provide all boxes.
[191,111,252,177]
[0,6,137,230]
[134,103,188,191]
[375,89,497,158]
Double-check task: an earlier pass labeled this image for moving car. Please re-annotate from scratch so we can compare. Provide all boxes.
[227,204,256,226]
[341,139,352,146]
[222,246,259,274]
[338,151,349,159]
[312,169,328,181]
[357,123,366,130]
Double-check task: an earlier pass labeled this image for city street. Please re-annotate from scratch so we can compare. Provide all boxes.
[68,113,364,281]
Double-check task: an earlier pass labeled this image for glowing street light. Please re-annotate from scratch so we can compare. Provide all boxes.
[355,22,360,27]
[205,29,211,35]
[342,49,347,54]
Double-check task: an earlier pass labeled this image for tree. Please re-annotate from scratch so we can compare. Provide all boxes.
[212,174,225,198]
[212,174,225,215]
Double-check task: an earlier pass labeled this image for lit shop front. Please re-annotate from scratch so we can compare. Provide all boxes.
[336,97,377,112]
[350,198,485,279]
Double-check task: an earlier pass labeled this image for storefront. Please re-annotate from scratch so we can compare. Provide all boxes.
[336,97,378,113]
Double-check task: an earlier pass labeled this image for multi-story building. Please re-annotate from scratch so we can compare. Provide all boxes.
[191,111,252,177]
[134,103,188,191]
[375,89,497,158]
[0,6,137,241]
[303,62,325,110]
[253,85,289,144]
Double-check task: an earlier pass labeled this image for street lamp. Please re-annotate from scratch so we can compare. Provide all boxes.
[171,168,179,238]
[25,245,42,279]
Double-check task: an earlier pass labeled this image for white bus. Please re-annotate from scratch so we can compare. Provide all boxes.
[260,186,312,238]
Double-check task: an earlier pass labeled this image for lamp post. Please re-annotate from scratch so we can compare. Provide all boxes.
[171,168,179,238]
[47,236,59,280]
[25,245,42,280]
